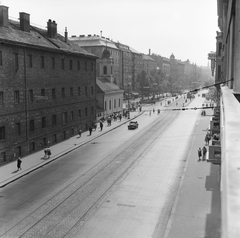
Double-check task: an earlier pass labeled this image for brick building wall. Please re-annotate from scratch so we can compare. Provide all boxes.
[0,43,97,163]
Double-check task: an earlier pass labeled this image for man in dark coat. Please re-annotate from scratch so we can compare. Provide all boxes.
[100,121,103,131]
[89,127,92,136]
[17,157,22,171]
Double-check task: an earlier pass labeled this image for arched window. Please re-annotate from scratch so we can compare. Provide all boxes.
[103,66,107,74]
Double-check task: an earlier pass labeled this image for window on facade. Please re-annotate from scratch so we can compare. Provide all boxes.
[30,119,35,132]
[61,88,65,98]
[16,122,21,135]
[0,91,4,105]
[0,51,2,66]
[85,107,87,116]
[114,99,116,108]
[62,112,67,125]
[77,61,80,70]
[0,126,5,140]
[1,152,6,162]
[109,100,111,110]
[51,57,55,69]
[40,56,44,68]
[78,87,81,96]
[61,59,64,69]
[14,90,20,104]
[14,53,19,68]
[103,66,107,74]
[111,66,113,74]
[52,134,57,143]
[91,62,94,71]
[85,87,88,96]
[70,87,73,97]
[69,60,73,70]
[70,111,74,121]
[41,89,45,96]
[28,54,32,68]
[29,89,33,102]
[42,117,46,128]
[91,106,94,115]
[30,142,35,152]
[17,146,22,156]
[78,109,81,118]
[91,86,94,95]
[52,88,56,99]
[52,114,57,126]
[43,137,47,147]
[218,43,222,57]
[218,65,221,81]
[104,101,106,110]
[85,62,87,71]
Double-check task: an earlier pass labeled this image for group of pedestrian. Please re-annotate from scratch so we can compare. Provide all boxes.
[44,147,51,159]
[205,131,211,145]
[197,131,212,161]
[198,146,207,161]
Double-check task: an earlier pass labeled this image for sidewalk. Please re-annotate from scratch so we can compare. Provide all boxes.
[0,111,142,188]
[165,107,221,238]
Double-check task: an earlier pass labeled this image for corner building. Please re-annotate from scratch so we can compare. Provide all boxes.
[0,6,97,163]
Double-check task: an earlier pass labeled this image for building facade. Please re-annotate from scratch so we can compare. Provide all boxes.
[0,6,97,163]
[69,35,121,87]
[213,1,240,237]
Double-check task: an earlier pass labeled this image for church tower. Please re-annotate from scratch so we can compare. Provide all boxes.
[98,47,114,83]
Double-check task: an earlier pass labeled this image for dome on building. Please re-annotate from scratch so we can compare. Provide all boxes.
[101,48,111,59]
[170,53,175,60]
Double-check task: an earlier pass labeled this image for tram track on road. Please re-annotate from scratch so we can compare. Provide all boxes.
[1,109,179,238]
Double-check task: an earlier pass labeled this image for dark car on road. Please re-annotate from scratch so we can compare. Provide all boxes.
[128,121,139,130]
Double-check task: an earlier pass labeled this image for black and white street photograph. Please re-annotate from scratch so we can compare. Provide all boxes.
[0,0,238,237]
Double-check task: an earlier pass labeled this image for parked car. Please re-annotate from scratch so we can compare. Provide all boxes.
[128,121,139,130]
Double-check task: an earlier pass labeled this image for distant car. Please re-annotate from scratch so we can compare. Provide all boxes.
[128,121,139,130]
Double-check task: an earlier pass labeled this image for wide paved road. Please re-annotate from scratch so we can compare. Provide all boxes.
[0,95,206,238]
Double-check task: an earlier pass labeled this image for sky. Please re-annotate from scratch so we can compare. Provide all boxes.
[1,0,218,67]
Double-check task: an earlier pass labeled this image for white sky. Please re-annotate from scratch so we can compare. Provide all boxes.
[1,0,218,66]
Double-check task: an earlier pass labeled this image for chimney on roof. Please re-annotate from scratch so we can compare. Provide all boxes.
[64,27,68,43]
[47,19,57,38]
[0,5,9,27]
[19,12,30,32]
[149,49,151,55]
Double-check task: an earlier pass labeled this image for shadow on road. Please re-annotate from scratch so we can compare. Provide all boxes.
[204,163,221,238]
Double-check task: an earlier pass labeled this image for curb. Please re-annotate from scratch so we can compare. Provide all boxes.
[0,112,144,188]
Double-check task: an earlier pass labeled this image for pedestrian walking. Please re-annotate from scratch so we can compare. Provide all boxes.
[17,157,22,171]
[202,146,207,161]
[198,148,202,161]
[100,121,103,131]
[119,113,122,122]
[89,127,92,136]
[44,147,48,159]
[205,133,210,145]
[47,147,51,158]
[78,128,82,138]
